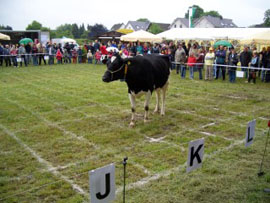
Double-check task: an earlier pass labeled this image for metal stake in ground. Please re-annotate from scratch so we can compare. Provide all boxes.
[258,121,270,177]
[123,157,128,203]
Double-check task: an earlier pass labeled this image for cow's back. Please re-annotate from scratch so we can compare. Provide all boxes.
[145,54,170,89]
[125,54,170,94]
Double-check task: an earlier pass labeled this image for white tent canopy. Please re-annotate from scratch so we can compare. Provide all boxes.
[120,30,162,43]
[157,28,270,41]
[240,30,270,45]
[0,33,11,40]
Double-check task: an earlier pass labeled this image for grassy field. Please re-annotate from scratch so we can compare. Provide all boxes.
[0,63,270,203]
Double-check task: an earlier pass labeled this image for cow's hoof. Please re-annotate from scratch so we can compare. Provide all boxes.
[129,122,135,128]
[161,113,165,116]
[154,109,160,114]
[144,119,149,123]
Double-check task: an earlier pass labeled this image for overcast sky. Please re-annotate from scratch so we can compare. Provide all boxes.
[0,0,268,30]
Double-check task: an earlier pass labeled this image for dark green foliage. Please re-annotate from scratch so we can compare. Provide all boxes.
[136,18,150,22]
[148,23,164,34]
[0,25,12,30]
[203,10,223,19]
[26,20,42,30]
[87,24,108,39]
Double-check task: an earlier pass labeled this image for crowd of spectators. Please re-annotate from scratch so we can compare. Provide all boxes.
[0,39,270,83]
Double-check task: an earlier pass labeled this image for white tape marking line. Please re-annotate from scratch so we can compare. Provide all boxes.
[0,124,86,196]
[201,122,216,128]
[116,139,245,194]
[147,136,167,143]
[258,117,269,121]
[199,131,233,141]
[5,98,97,149]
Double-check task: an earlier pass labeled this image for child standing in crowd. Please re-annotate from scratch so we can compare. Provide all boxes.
[56,48,63,64]
[87,50,93,64]
[10,45,18,67]
[248,51,259,84]
[187,52,196,79]
[63,49,69,64]
[95,50,101,64]
[228,48,238,83]
[77,46,82,63]
[122,47,129,57]
[72,49,77,64]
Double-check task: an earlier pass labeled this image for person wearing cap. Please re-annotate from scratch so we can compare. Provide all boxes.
[228,47,238,83]
[204,47,215,80]
[248,51,259,84]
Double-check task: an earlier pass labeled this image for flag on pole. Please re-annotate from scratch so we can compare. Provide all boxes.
[189,6,196,28]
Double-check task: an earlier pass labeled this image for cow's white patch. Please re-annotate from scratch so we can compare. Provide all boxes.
[111,56,116,63]
[131,91,147,97]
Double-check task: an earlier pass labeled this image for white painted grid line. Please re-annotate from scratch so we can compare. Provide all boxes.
[0,123,87,196]
[116,138,247,194]
[5,98,98,149]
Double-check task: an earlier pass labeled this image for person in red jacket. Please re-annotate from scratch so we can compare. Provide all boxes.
[187,52,196,79]
[56,48,63,64]
[100,43,108,55]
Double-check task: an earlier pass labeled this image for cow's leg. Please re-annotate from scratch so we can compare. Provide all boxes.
[144,90,152,123]
[161,81,169,116]
[154,89,161,113]
[128,93,136,127]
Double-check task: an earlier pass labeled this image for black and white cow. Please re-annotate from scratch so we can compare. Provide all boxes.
[102,53,170,127]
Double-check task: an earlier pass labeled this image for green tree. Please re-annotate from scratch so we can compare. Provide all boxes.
[81,31,89,39]
[0,25,12,30]
[53,24,73,38]
[148,23,163,34]
[88,24,108,39]
[79,23,85,38]
[137,18,150,22]
[203,10,223,19]
[26,20,42,30]
[185,5,204,19]
[263,9,270,27]
[40,27,50,31]
[71,23,80,38]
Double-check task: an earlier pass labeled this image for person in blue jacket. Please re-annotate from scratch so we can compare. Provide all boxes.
[215,45,227,80]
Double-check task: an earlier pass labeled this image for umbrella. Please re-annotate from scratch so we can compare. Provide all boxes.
[240,30,270,45]
[214,40,232,48]
[19,38,33,45]
[0,33,11,40]
[120,30,162,43]
[106,47,119,53]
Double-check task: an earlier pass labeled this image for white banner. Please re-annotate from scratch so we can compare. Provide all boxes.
[187,138,204,173]
[245,120,256,147]
[89,163,115,203]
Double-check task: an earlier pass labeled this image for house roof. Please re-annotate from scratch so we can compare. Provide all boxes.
[170,18,189,28]
[111,23,124,31]
[98,31,123,37]
[195,16,238,28]
[125,21,151,31]
[152,23,171,31]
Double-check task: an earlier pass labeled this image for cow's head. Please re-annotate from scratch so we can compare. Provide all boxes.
[102,53,126,83]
